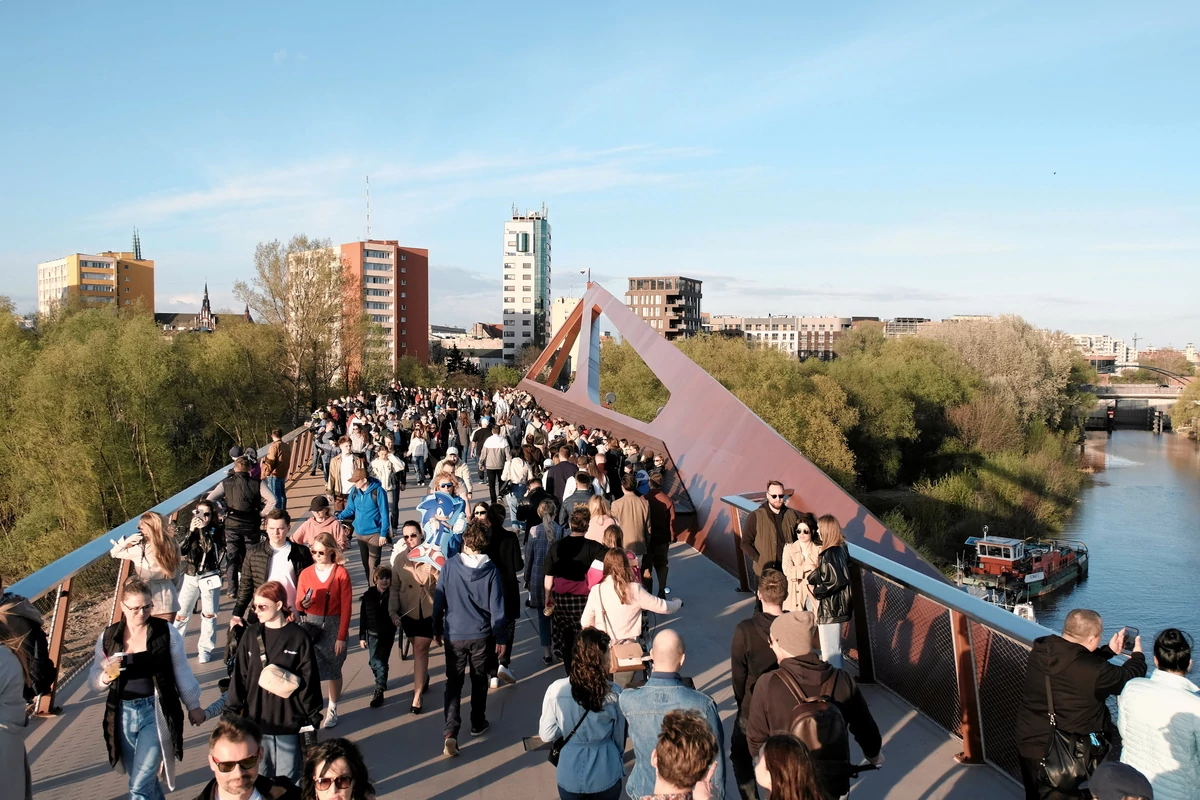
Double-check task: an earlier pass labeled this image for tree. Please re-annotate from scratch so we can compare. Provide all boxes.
[484,365,522,392]
[446,343,467,374]
[1120,348,1196,383]
[234,235,344,422]
[1169,381,1200,437]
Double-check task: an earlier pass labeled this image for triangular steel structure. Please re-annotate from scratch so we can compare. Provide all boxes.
[519,282,944,582]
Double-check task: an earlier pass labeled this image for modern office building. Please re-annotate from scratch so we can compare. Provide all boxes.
[37,249,155,315]
[502,206,552,363]
[625,275,703,340]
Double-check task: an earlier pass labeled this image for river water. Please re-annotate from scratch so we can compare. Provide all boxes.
[1032,430,1200,641]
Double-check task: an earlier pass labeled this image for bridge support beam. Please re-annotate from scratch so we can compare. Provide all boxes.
[951,610,985,764]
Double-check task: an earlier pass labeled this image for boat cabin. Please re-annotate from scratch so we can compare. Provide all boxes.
[964,536,1026,576]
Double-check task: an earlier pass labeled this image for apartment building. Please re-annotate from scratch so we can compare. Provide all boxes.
[714,315,852,360]
[625,275,703,340]
[37,250,154,314]
[338,240,429,364]
[501,206,552,363]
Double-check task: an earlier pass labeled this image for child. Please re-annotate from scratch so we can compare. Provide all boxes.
[359,565,398,707]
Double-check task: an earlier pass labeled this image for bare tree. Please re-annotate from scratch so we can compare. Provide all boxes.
[235,235,343,421]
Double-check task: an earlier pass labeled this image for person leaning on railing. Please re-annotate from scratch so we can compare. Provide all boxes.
[89,577,205,800]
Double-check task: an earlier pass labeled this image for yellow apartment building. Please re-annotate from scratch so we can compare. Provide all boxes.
[37,251,155,315]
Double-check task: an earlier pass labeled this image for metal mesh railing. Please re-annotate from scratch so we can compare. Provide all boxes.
[970,621,1033,780]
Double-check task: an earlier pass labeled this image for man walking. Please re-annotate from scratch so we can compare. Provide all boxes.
[620,629,726,800]
[644,474,675,597]
[433,521,507,758]
[261,428,291,512]
[479,425,511,503]
[611,473,650,563]
[1015,608,1146,799]
[219,456,263,595]
[730,568,786,800]
[337,468,392,578]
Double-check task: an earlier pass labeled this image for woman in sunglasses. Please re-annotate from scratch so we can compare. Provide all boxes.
[227,581,323,784]
[301,737,374,800]
[389,522,438,714]
[296,533,354,730]
[175,500,226,664]
[89,577,204,800]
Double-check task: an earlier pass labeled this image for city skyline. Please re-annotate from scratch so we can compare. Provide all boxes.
[1,3,1197,348]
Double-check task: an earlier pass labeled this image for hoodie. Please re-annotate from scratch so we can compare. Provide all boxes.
[433,552,507,642]
[336,476,390,538]
[1014,634,1146,758]
[730,610,779,720]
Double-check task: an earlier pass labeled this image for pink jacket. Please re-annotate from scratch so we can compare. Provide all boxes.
[291,515,349,550]
[580,577,681,642]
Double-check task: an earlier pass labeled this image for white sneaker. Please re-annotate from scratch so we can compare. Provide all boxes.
[489,676,500,689]
[323,708,339,729]
[443,737,459,757]
[498,665,516,685]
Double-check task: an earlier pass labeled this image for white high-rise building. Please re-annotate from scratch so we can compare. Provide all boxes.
[502,205,552,363]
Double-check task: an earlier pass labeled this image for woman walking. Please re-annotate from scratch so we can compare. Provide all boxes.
[110,512,182,622]
[88,578,204,800]
[407,428,430,487]
[781,513,820,614]
[584,496,616,544]
[524,499,560,665]
[389,522,438,714]
[296,533,354,729]
[754,734,826,800]
[538,628,627,800]
[544,508,608,672]
[227,581,323,784]
[806,514,851,669]
[174,499,226,663]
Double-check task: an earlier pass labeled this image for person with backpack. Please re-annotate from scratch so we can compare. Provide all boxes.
[620,629,725,800]
[336,468,391,578]
[746,610,882,799]
[219,456,264,594]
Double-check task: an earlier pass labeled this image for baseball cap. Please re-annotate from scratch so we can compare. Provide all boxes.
[446,446,460,456]
[1087,763,1153,800]
[229,445,243,460]
[770,611,816,657]
[309,495,330,512]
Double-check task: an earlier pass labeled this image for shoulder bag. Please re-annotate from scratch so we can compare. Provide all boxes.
[548,708,589,766]
[1038,675,1106,793]
[600,590,647,673]
[256,626,300,699]
[297,568,334,644]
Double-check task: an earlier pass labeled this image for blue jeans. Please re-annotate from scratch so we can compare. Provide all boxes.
[264,476,286,511]
[310,440,324,474]
[119,696,164,800]
[261,733,302,784]
[559,781,622,800]
[366,631,395,689]
[413,456,426,483]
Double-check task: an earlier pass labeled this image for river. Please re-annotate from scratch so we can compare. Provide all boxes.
[1032,430,1200,641]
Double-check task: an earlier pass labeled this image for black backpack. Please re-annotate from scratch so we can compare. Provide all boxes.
[776,668,853,793]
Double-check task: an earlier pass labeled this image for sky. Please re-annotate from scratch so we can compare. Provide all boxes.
[1,1,1197,348]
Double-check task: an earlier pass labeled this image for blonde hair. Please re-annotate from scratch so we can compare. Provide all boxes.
[817,514,844,551]
[603,548,634,605]
[138,512,180,578]
[587,494,610,518]
[602,523,624,550]
[313,532,343,563]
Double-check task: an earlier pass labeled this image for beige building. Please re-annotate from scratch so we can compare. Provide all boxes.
[712,315,852,360]
[37,250,155,315]
[550,296,582,371]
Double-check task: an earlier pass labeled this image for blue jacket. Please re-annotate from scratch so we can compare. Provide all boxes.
[618,672,726,800]
[432,553,507,642]
[336,477,390,538]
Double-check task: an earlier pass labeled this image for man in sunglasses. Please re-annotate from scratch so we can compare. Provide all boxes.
[197,714,300,800]
[741,480,802,580]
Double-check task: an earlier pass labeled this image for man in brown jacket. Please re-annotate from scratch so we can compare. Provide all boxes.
[261,428,291,513]
[611,473,651,557]
[740,480,801,578]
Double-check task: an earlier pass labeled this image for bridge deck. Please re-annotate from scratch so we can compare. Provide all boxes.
[26,472,1019,799]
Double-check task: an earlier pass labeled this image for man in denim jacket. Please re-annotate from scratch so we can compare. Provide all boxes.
[619,629,726,799]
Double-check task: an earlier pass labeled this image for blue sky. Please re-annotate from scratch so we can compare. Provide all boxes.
[1,1,1197,348]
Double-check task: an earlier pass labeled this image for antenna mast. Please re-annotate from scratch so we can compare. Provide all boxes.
[365,175,371,240]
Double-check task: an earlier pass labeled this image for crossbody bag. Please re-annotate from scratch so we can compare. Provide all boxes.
[599,591,647,673]
[1038,675,1107,792]
[548,708,589,766]
[257,626,300,699]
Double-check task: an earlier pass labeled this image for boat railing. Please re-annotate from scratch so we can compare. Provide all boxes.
[8,423,315,715]
[722,494,1054,784]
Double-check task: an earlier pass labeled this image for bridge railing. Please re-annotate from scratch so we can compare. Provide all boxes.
[722,494,1052,784]
[9,424,314,714]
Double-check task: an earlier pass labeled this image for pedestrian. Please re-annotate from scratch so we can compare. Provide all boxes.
[220,456,265,593]
[610,474,650,563]
[335,467,391,578]
[432,446,474,501]
[262,429,291,513]
[296,532,353,730]
[746,610,883,799]
[780,513,820,614]
[558,471,595,527]
[484,503,523,688]
[291,496,350,552]
[89,577,205,800]
[406,429,430,487]
[539,627,627,800]
[0,643,31,800]
[226,581,323,785]
[730,568,786,800]
[545,446,578,501]
[326,438,360,512]
[1015,609,1147,799]
[301,737,376,800]
[110,511,182,622]
[359,565,398,708]
[620,629,724,799]
[0,574,57,705]
[740,480,800,578]
[230,509,314,644]
[753,734,825,800]
[194,714,301,800]
[175,500,226,663]
[806,514,851,668]
[369,443,404,533]
[433,520,507,757]
[525,499,561,665]
[635,709,719,800]
[585,495,617,543]
[545,508,609,672]
[390,521,439,714]
[1118,627,1200,799]
[644,474,675,598]
[1087,762,1155,800]
[479,425,511,503]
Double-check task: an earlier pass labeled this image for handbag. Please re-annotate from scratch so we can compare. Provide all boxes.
[600,592,647,673]
[256,626,300,699]
[548,709,589,767]
[1038,675,1106,793]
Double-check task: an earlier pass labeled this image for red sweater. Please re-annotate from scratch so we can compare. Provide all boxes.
[297,564,354,642]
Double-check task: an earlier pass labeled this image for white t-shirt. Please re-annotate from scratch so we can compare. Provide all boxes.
[268,542,297,609]
[248,790,265,800]
[340,453,356,489]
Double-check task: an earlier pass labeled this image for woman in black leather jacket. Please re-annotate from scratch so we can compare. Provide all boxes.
[806,514,851,668]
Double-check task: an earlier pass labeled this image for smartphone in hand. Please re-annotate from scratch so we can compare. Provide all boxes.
[1121,626,1139,655]
[299,588,314,610]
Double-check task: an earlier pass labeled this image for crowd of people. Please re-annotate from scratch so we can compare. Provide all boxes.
[0,382,1195,800]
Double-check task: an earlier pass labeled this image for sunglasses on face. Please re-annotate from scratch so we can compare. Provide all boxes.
[253,602,275,611]
[796,528,811,535]
[313,549,330,556]
[124,603,153,613]
[403,534,420,541]
[767,493,784,500]
[474,510,487,516]
[212,753,260,773]
[314,776,354,791]
[438,482,454,489]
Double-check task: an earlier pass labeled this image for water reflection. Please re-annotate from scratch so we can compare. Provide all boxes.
[1033,431,1200,641]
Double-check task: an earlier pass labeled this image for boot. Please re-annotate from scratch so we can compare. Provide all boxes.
[370,687,384,708]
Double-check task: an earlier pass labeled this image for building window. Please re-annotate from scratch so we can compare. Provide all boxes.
[522,320,530,326]
[522,286,531,292]
[400,279,406,286]
[504,297,515,303]
[400,317,406,322]
[504,286,515,291]
[504,273,515,280]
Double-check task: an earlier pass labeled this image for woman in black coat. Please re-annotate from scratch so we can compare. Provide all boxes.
[807,514,851,669]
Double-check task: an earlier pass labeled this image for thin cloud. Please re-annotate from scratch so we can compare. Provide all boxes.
[273,49,288,64]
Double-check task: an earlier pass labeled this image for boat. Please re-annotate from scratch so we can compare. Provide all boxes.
[955,526,1088,600]
[962,583,1039,624]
